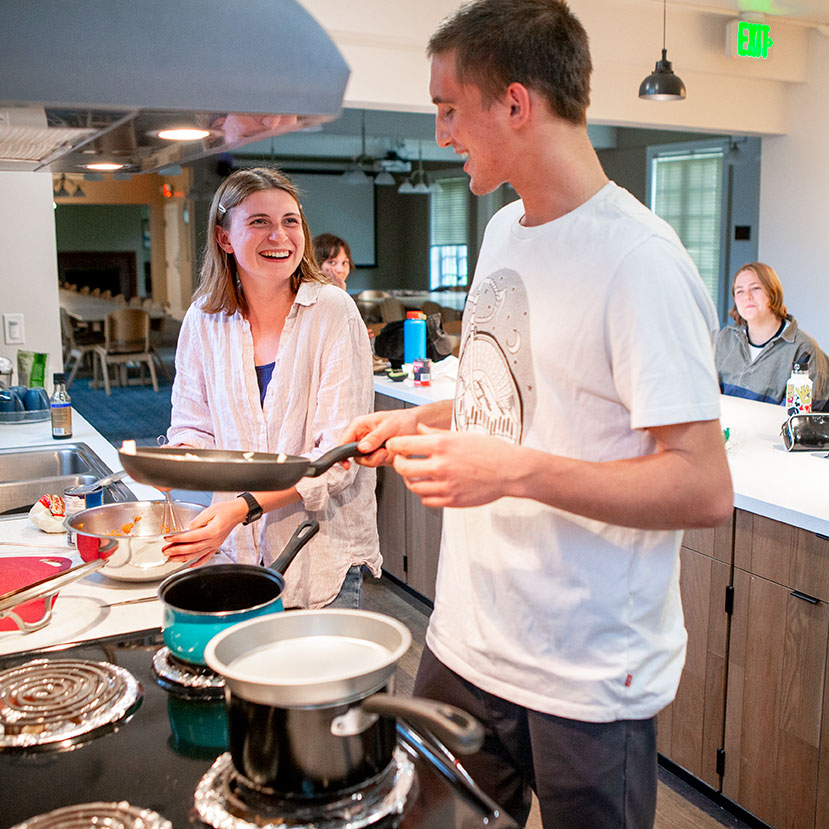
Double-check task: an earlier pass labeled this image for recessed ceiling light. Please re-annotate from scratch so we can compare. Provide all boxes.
[157,128,211,141]
[85,162,126,171]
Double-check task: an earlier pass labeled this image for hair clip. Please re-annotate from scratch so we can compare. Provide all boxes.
[217,203,227,216]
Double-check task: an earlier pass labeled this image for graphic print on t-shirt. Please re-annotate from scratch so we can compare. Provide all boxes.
[454,269,535,443]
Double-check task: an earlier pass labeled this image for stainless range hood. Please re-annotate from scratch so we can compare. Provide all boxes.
[0,0,349,174]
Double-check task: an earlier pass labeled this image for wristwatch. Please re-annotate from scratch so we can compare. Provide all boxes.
[237,492,263,525]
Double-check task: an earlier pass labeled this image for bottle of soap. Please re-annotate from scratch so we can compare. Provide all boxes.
[786,357,812,414]
[404,311,427,365]
[50,372,73,439]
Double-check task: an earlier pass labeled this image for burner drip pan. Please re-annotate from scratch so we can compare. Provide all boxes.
[10,801,172,829]
[152,646,225,699]
[0,658,141,750]
[195,748,415,829]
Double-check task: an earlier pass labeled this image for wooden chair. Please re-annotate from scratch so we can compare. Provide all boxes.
[94,308,159,395]
[380,297,405,323]
[60,307,104,389]
[439,305,462,323]
[420,300,442,318]
[443,320,463,357]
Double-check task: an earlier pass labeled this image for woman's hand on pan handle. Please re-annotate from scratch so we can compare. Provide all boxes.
[161,500,248,567]
[340,400,453,468]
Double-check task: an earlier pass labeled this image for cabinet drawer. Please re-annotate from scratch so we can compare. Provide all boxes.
[735,510,829,602]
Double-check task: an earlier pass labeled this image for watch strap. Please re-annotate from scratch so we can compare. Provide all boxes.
[237,491,263,525]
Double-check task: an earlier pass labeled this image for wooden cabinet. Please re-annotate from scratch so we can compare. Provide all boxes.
[373,393,442,602]
[374,394,407,582]
[722,513,829,828]
[660,512,829,829]
[658,517,732,789]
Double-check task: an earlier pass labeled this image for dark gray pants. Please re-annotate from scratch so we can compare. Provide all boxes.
[413,646,657,829]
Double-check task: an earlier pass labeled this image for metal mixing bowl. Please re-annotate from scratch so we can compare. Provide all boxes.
[66,500,205,582]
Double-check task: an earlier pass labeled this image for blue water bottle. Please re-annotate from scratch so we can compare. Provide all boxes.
[404,312,427,364]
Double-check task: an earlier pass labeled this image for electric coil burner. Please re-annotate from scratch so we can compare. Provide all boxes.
[152,646,225,699]
[9,801,171,829]
[0,658,141,750]
[195,749,416,829]
[0,633,517,829]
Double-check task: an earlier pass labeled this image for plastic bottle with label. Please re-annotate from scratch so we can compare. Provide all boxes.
[50,372,73,439]
[786,358,813,414]
[404,311,427,365]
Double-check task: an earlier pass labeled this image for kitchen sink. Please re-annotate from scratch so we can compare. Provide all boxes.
[0,443,135,517]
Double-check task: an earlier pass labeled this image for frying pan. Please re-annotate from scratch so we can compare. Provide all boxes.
[119,441,366,492]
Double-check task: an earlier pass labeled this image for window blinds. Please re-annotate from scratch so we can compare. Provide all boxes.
[430,178,468,246]
[652,151,723,305]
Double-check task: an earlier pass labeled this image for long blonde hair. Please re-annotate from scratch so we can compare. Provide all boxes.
[194,167,326,315]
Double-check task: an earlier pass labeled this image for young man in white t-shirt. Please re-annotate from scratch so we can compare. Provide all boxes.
[342,1,733,826]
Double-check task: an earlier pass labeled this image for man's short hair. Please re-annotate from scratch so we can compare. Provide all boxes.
[427,0,592,125]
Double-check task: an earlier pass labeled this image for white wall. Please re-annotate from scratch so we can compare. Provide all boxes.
[758,29,829,350]
[0,172,62,388]
[304,0,807,135]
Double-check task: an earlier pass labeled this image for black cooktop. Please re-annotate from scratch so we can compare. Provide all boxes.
[0,631,517,829]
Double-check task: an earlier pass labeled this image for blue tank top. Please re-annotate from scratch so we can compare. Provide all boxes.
[254,361,275,406]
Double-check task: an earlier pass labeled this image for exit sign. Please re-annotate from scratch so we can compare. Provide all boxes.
[727,19,774,60]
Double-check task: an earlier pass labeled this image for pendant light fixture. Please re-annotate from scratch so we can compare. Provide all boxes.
[398,142,442,195]
[53,174,70,198]
[639,0,686,101]
[341,111,371,185]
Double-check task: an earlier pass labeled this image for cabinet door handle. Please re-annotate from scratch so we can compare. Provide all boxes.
[790,590,820,604]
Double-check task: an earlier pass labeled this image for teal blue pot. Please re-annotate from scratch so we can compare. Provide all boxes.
[157,520,318,666]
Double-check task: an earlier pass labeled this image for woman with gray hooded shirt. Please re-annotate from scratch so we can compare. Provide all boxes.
[715,261,829,410]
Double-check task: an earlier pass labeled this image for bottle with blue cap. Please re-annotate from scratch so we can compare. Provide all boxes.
[404,311,427,365]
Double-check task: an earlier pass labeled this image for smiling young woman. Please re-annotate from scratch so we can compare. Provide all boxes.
[159,167,381,609]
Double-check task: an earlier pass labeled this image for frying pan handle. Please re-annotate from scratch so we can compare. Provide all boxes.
[362,693,484,755]
[268,519,320,576]
[306,442,365,477]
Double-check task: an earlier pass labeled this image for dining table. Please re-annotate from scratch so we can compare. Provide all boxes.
[351,289,468,314]
[59,289,167,325]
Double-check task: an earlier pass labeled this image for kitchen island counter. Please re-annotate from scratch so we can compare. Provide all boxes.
[719,394,829,535]
[374,378,829,535]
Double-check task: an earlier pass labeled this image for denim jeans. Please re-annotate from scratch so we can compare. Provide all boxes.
[324,564,363,609]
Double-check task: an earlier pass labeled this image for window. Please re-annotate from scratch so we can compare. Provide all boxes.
[430,177,468,289]
[649,149,724,309]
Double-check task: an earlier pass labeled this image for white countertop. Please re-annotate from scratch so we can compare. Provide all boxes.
[719,395,829,535]
[0,409,167,656]
[374,378,829,536]
[373,356,458,406]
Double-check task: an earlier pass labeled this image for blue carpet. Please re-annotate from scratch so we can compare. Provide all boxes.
[69,376,173,447]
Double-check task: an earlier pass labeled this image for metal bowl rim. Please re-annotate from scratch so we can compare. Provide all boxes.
[65,499,205,540]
